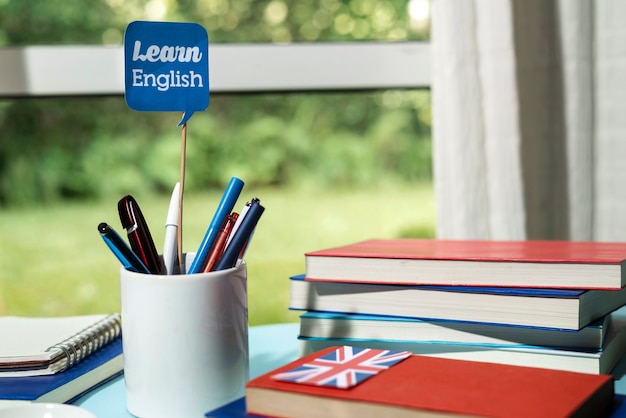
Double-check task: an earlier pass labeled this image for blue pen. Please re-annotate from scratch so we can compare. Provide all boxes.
[98,222,150,274]
[214,200,264,271]
[187,177,245,274]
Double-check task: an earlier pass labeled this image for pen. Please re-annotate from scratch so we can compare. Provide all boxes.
[214,200,265,271]
[230,197,261,263]
[202,212,238,273]
[118,195,162,274]
[226,197,260,248]
[163,182,180,275]
[187,177,245,274]
[98,222,150,274]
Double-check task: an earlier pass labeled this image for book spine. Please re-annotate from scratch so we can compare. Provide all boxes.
[46,314,122,373]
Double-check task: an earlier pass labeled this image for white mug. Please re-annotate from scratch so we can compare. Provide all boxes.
[120,253,248,418]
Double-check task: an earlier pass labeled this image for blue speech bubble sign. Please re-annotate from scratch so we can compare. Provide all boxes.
[124,21,209,126]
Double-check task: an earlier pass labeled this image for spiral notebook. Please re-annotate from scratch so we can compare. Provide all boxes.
[0,313,121,377]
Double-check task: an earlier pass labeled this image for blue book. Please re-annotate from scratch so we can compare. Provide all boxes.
[299,311,610,350]
[289,274,626,330]
[298,306,626,375]
[205,397,263,418]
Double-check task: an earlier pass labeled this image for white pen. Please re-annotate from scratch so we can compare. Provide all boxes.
[163,182,180,275]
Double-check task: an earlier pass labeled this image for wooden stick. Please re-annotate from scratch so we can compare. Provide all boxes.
[178,122,187,272]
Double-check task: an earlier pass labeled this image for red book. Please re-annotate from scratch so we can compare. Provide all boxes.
[305,239,626,289]
[246,346,615,418]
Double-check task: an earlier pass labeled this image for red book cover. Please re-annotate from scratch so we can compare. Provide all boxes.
[246,346,615,418]
[306,239,626,263]
[304,239,626,289]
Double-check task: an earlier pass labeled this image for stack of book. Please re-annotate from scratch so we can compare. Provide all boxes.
[291,239,626,374]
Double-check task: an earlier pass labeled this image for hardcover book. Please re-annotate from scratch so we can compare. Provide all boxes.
[206,395,626,418]
[298,306,626,375]
[246,345,615,418]
[205,397,262,418]
[289,275,626,330]
[298,317,626,375]
[298,310,611,349]
[305,239,626,289]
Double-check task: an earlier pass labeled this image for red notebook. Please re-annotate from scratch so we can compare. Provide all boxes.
[246,346,615,418]
[305,239,626,289]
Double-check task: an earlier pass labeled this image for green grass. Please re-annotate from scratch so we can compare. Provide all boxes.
[0,183,435,325]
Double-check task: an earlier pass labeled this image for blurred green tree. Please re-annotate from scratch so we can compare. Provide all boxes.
[0,0,431,207]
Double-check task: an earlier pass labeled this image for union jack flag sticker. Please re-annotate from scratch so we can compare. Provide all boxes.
[271,346,411,389]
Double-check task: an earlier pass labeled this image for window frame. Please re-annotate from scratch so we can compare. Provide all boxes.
[0,42,430,97]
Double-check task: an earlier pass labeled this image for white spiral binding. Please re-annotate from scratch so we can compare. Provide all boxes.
[45,313,122,372]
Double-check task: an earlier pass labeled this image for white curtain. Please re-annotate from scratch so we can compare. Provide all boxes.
[431,0,626,241]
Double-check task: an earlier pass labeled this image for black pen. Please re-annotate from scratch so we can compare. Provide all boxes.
[214,200,264,271]
[118,195,162,274]
[98,222,150,274]
[226,197,260,248]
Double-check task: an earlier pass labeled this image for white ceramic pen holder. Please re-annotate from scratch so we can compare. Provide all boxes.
[120,253,248,418]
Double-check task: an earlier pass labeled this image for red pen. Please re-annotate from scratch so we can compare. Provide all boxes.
[202,212,239,273]
[118,195,162,274]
